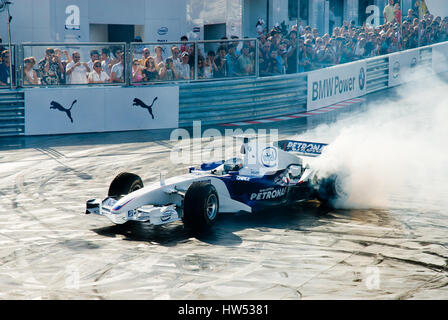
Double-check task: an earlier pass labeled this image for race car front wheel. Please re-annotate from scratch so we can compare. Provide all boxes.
[108,172,143,199]
[182,181,219,232]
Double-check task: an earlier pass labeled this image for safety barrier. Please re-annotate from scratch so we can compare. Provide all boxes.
[0,41,445,136]
[366,57,389,94]
[0,90,24,136]
[178,73,307,126]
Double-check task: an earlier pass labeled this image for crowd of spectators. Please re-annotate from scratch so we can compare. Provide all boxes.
[19,46,126,86]
[130,37,256,83]
[256,1,448,74]
[2,0,448,87]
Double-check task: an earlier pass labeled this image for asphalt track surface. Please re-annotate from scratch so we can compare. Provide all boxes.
[0,79,447,300]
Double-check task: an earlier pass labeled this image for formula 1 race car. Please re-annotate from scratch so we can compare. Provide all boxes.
[85,138,348,231]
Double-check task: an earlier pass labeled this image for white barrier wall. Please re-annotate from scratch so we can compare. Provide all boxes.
[388,50,420,87]
[431,42,448,74]
[25,86,179,135]
[307,60,367,111]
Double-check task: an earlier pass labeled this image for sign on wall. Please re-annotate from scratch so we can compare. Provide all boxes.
[307,60,367,111]
[25,86,179,135]
[388,49,420,87]
[50,0,89,41]
[146,19,181,42]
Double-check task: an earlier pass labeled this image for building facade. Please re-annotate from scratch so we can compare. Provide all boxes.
[0,0,445,44]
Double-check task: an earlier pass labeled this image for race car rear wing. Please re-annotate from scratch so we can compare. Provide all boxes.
[276,140,328,157]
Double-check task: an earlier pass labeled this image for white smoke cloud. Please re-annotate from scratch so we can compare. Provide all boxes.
[296,72,448,212]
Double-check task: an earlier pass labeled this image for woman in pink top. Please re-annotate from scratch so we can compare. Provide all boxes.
[132,59,144,83]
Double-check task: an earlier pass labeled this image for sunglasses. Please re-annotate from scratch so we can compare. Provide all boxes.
[94,64,101,67]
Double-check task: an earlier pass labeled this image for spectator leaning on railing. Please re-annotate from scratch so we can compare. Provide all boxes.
[87,49,100,72]
[159,58,178,81]
[132,59,144,83]
[38,48,64,85]
[177,51,191,80]
[142,57,159,81]
[66,51,90,85]
[100,47,112,76]
[23,56,39,85]
[88,60,110,84]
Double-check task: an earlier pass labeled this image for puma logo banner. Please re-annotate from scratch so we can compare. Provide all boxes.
[50,100,77,123]
[132,97,158,119]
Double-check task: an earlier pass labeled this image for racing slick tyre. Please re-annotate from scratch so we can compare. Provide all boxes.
[182,181,219,232]
[108,172,144,200]
[316,174,348,208]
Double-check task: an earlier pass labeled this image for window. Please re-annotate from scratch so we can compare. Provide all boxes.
[288,0,298,19]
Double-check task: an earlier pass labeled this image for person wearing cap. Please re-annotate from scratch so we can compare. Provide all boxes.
[177,51,191,80]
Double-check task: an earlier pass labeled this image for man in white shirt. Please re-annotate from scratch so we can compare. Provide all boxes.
[177,52,191,80]
[167,45,182,70]
[66,51,90,84]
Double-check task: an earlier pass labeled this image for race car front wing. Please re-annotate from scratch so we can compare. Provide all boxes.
[86,198,181,225]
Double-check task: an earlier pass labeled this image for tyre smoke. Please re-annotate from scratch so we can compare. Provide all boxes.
[297,73,448,211]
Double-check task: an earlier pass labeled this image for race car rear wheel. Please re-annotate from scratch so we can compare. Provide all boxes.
[316,174,348,207]
[182,181,219,232]
[108,172,143,199]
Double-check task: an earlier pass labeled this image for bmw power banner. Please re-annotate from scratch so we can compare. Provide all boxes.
[307,60,367,111]
[24,86,179,135]
[388,49,419,87]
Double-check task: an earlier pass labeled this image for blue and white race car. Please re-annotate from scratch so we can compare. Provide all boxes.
[85,139,347,231]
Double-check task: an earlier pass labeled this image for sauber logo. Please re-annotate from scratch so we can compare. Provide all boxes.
[250,187,287,200]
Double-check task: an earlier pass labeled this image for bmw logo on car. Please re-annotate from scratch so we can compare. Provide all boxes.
[157,27,168,36]
[261,147,278,168]
[359,67,366,91]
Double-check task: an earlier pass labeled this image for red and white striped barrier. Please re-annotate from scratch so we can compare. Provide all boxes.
[221,97,365,127]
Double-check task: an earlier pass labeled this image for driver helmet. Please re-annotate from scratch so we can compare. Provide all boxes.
[223,157,243,173]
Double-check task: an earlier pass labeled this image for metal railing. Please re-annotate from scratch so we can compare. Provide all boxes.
[19,42,127,87]
[1,39,446,90]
